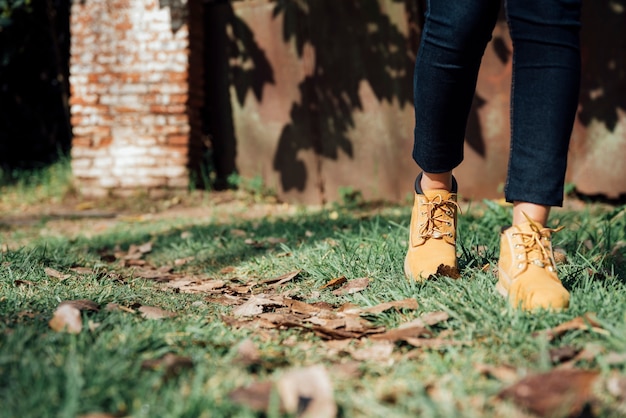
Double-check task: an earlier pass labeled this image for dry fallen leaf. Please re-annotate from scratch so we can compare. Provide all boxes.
[49,304,82,334]
[229,381,274,412]
[230,228,248,237]
[370,325,432,342]
[350,341,394,363]
[141,353,193,377]
[332,278,371,296]
[606,374,626,401]
[174,256,195,266]
[537,313,605,341]
[70,267,95,275]
[557,344,603,370]
[166,278,225,293]
[233,295,284,317]
[398,311,450,329]
[126,241,153,259]
[44,267,71,281]
[14,279,35,286]
[259,270,301,287]
[319,276,347,290]
[549,346,581,365]
[235,338,262,366]
[138,305,177,319]
[361,298,419,314]
[475,363,519,383]
[105,303,136,313]
[404,337,468,349]
[60,299,100,312]
[498,369,600,417]
[277,365,337,418]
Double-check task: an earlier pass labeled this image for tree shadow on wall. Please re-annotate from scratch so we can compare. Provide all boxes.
[578,0,626,132]
[203,1,276,189]
[271,0,420,195]
[465,6,510,159]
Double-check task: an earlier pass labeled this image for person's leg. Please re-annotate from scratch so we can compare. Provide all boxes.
[498,0,582,310]
[406,0,500,280]
[413,0,501,182]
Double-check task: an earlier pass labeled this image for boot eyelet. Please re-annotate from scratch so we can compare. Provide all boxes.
[547,266,554,272]
[517,263,524,269]
[516,254,524,260]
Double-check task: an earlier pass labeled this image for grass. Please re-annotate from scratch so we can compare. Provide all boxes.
[1,176,626,417]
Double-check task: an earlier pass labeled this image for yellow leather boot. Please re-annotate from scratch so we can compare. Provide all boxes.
[404,176,459,281]
[497,218,569,310]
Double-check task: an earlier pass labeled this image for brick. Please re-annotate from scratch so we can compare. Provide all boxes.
[70,0,192,195]
[167,135,189,145]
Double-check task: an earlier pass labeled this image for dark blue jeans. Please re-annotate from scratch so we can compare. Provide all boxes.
[412,0,582,206]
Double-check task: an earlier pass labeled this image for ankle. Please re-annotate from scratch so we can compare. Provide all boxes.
[512,202,550,226]
[420,171,453,192]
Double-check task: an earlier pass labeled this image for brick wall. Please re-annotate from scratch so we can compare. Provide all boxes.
[69,0,192,197]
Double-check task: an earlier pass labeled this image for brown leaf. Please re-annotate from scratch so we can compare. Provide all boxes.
[104,303,136,313]
[230,228,248,237]
[404,337,468,349]
[549,346,581,364]
[229,284,255,294]
[557,345,603,370]
[44,267,71,281]
[126,241,153,259]
[361,298,419,314]
[475,363,519,383]
[330,362,362,379]
[70,267,95,275]
[537,313,605,341]
[285,298,323,315]
[398,311,450,329]
[266,237,287,245]
[60,299,100,312]
[259,270,301,287]
[604,352,626,366]
[234,338,261,366]
[219,266,237,274]
[370,325,432,342]
[332,278,371,295]
[606,374,626,401]
[166,278,225,293]
[138,305,177,319]
[277,365,337,418]
[319,276,347,290]
[124,259,147,267]
[498,369,599,417]
[14,279,35,286]
[141,353,193,377]
[49,304,82,334]
[350,342,394,363]
[174,256,195,266]
[229,381,274,412]
[312,325,385,340]
[132,267,173,281]
[436,264,460,279]
[233,295,285,317]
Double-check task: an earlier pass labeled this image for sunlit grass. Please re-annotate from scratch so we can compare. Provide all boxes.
[1,195,625,417]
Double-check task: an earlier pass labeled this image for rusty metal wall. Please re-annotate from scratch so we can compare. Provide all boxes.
[205,0,626,204]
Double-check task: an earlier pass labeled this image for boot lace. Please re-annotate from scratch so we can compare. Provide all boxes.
[419,195,461,239]
[513,219,563,271]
